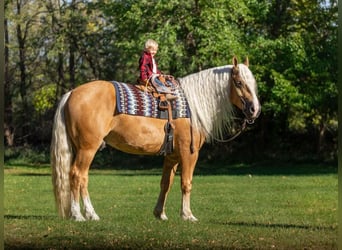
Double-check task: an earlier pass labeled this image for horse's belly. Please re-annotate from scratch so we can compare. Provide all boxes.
[104,116,166,155]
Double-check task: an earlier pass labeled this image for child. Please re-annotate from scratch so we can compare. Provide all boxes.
[138,39,177,100]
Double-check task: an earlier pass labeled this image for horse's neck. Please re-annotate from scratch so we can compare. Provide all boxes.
[179,66,234,141]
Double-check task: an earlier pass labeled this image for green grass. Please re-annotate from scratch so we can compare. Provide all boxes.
[4,163,337,249]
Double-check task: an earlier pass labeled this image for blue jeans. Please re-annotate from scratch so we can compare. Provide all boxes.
[152,77,173,94]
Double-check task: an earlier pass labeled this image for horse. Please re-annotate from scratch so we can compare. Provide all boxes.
[51,56,261,222]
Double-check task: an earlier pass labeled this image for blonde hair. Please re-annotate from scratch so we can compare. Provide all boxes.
[144,39,158,51]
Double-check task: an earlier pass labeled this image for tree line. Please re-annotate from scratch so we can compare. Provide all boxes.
[4,0,338,162]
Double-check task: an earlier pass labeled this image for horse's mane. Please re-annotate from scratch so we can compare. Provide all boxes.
[179,64,255,142]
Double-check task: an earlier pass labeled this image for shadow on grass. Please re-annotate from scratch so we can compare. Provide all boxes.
[194,162,337,176]
[4,241,215,250]
[5,163,337,177]
[16,173,51,177]
[5,214,56,220]
[89,161,337,177]
[5,216,337,250]
[213,220,337,231]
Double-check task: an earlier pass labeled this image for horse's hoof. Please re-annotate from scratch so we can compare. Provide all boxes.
[153,210,168,221]
[86,212,100,221]
[159,214,168,221]
[91,214,100,221]
[182,214,198,222]
[71,214,86,222]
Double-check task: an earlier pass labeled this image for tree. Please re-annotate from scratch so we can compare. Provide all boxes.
[4,0,14,146]
[248,0,337,156]
[4,0,337,161]
[5,0,48,145]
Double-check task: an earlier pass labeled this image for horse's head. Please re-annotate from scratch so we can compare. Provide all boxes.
[229,56,261,124]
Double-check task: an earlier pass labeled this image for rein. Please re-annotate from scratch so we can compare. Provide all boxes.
[213,118,248,143]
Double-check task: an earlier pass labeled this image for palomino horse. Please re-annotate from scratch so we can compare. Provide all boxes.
[51,56,260,221]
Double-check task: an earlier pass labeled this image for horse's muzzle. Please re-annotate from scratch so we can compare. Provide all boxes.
[243,101,261,124]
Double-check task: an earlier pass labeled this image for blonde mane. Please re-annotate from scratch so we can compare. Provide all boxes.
[179,64,256,142]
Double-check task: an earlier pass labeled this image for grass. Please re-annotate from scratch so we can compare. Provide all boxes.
[4,162,338,249]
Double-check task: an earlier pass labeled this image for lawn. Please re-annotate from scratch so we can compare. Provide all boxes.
[4,162,337,249]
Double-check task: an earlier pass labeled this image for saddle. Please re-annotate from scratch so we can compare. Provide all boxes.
[112,77,187,155]
[136,74,179,107]
[135,75,179,155]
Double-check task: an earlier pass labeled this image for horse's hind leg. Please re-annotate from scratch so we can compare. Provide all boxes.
[70,148,100,221]
[154,156,178,220]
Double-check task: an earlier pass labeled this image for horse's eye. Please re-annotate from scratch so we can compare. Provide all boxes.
[235,81,242,88]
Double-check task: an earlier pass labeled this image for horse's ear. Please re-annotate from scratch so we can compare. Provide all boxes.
[232,56,238,67]
[244,56,249,67]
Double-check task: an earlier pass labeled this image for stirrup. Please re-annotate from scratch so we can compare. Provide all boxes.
[159,100,169,110]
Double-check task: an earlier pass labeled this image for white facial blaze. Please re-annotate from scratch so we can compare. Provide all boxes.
[238,64,260,118]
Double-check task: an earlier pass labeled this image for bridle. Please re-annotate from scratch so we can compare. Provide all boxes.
[214,67,256,143]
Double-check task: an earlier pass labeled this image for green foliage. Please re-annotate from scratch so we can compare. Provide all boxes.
[32,84,56,114]
[4,146,50,165]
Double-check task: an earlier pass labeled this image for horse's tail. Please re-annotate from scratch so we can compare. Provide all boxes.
[50,91,73,219]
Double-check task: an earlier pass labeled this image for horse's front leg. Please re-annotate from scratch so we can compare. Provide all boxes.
[180,150,199,222]
[154,156,178,220]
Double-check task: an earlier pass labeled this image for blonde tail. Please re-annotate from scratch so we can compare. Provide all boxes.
[50,91,73,219]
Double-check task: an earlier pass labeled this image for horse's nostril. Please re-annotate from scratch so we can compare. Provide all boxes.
[249,106,255,114]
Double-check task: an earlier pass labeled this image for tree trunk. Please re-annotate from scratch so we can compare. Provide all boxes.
[16,0,30,144]
[16,0,27,102]
[4,15,14,146]
[4,124,14,147]
[317,123,326,154]
[69,44,75,88]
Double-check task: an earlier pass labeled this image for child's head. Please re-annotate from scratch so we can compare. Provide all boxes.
[144,39,158,56]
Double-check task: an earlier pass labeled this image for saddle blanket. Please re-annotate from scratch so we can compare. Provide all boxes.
[111,81,190,119]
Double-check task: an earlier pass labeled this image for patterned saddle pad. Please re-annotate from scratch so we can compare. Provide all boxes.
[111,81,190,119]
